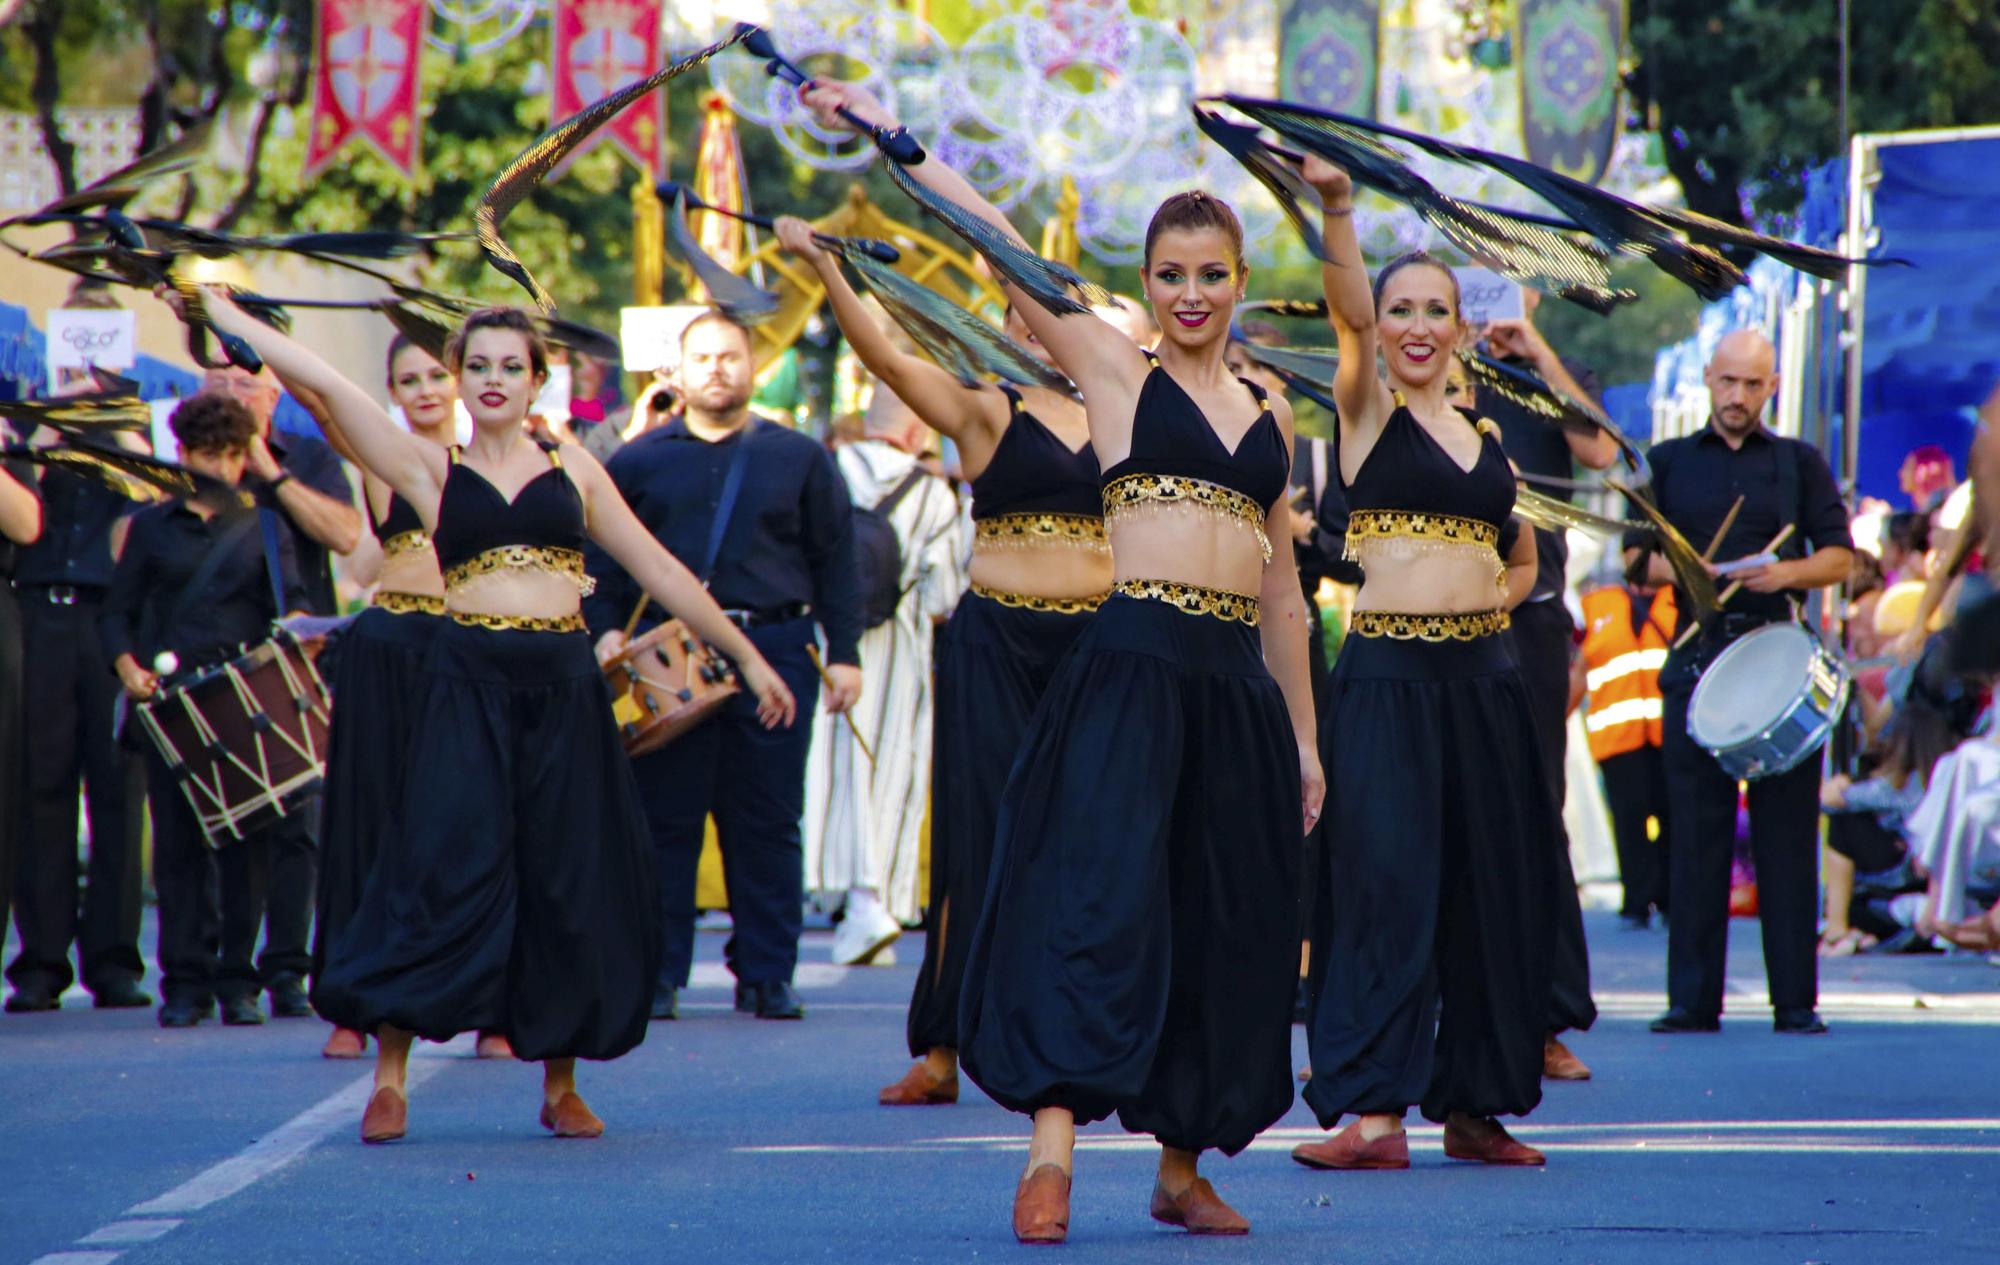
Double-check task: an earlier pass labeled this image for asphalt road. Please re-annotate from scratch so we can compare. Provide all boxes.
[4,910,1997,1264]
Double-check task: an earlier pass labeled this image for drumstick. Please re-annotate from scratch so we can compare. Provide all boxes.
[805,644,876,768]
[620,595,650,644]
[1672,523,1798,651]
[1702,496,1745,562]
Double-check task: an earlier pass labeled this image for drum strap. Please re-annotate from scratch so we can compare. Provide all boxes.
[257,508,287,616]
[161,513,263,646]
[701,416,759,584]
[1775,438,1802,561]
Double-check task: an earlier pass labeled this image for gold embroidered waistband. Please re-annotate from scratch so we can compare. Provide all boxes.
[442,545,596,598]
[1349,609,1511,641]
[969,583,1105,615]
[372,590,446,616]
[973,513,1110,552]
[1102,474,1271,563]
[446,609,587,634]
[1112,579,1260,625]
[1343,510,1499,560]
[380,530,430,561]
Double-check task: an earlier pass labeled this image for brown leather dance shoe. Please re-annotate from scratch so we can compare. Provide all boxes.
[1443,1116,1545,1166]
[360,1087,407,1144]
[878,1062,959,1106]
[475,1031,515,1060]
[1290,1121,1410,1170]
[1149,1177,1250,1235]
[539,1091,605,1138]
[322,1027,366,1059]
[1012,1164,1071,1245]
[1542,1036,1592,1081]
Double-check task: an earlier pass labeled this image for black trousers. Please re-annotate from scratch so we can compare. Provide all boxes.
[1307,632,1557,1125]
[1661,686,1820,1017]
[7,590,145,996]
[907,592,1091,1057]
[630,618,822,991]
[0,584,22,964]
[1598,746,1670,918]
[146,753,313,1003]
[1505,598,1595,1035]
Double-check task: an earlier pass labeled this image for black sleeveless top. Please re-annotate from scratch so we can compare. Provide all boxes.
[375,490,425,542]
[1100,365,1289,512]
[969,385,1102,520]
[432,441,587,575]
[1341,398,1515,534]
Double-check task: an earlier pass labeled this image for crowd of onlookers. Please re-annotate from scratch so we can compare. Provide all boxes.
[1819,404,2000,958]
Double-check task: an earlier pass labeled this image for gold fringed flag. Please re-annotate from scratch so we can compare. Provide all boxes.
[550,0,666,175]
[303,0,426,181]
[692,91,747,275]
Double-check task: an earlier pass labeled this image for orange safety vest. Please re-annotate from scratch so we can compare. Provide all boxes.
[1580,585,1677,761]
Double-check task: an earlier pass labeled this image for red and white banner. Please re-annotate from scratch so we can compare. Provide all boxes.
[550,0,666,176]
[303,0,426,180]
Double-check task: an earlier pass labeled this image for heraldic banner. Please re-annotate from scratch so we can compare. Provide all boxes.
[551,0,666,176]
[304,0,426,179]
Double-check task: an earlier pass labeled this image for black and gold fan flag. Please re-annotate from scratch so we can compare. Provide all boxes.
[1457,349,1645,471]
[880,160,1110,318]
[664,190,781,325]
[1611,478,1721,615]
[477,29,752,313]
[842,248,1073,396]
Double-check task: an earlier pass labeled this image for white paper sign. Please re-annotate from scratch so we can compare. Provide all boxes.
[619,305,710,375]
[1452,268,1524,327]
[46,308,137,379]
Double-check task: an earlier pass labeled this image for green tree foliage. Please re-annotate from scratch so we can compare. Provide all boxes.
[1628,0,2000,227]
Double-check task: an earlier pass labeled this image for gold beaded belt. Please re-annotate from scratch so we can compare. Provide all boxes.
[1112,579,1260,625]
[1343,509,1499,557]
[969,583,1104,615]
[372,590,446,616]
[380,530,430,561]
[447,610,587,634]
[973,513,1110,553]
[442,545,596,598]
[1349,609,1511,641]
[1102,474,1271,563]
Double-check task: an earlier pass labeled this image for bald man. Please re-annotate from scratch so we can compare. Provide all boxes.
[1633,330,1852,1037]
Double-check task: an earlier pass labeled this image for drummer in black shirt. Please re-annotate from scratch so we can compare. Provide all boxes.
[584,311,862,1023]
[1634,330,1851,1036]
[100,395,310,1028]
[1481,291,1620,1080]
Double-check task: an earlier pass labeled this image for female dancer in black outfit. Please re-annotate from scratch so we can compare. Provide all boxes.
[803,82,1324,1243]
[1291,158,1559,1169]
[288,336,511,1063]
[192,292,795,1144]
[773,216,1116,1109]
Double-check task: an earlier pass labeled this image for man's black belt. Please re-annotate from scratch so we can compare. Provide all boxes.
[13,582,108,606]
[719,602,811,630]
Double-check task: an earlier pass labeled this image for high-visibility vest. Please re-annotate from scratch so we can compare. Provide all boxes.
[1580,585,1677,761]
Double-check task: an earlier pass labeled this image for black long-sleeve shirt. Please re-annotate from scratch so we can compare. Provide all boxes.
[260,430,354,617]
[13,454,129,591]
[100,500,307,674]
[582,416,863,665]
[1632,423,1851,629]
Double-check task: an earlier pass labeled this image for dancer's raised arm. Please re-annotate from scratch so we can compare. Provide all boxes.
[179,287,445,521]
[1304,155,1394,451]
[797,81,1146,411]
[774,215,1006,453]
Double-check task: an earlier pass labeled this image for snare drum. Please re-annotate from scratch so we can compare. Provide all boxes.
[1687,623,1850,780]
[136,628,333,847]
[603,619,739,757]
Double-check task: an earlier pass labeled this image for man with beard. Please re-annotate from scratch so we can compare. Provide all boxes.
[585,311,863,1021]
[1637,330,1851,1037]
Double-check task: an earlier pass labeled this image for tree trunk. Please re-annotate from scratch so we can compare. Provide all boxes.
[26,0,76,196]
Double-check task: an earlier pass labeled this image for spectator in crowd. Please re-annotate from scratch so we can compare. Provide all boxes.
[1899,444,1956,514]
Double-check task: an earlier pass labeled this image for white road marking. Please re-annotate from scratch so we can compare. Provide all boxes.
[76,1222,181,1245]
[29,1253,125,1265]
[685,962,853,990]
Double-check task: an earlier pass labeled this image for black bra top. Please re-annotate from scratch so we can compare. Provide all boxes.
[375,489,425,541]
[431,441,586,574]
[1099,364,1289,511]
[1341,399,1516,534]
[969,385,1102,520]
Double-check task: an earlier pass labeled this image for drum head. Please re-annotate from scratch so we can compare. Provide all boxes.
[1689,625,1818,746]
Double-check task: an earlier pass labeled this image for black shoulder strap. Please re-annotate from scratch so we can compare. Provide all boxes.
[162,509,262,636]
[994,382,1023,413]
[1775,435,1803,560]
[875,467,927,516]
[699,416,758,583]
[257,507,287,616]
